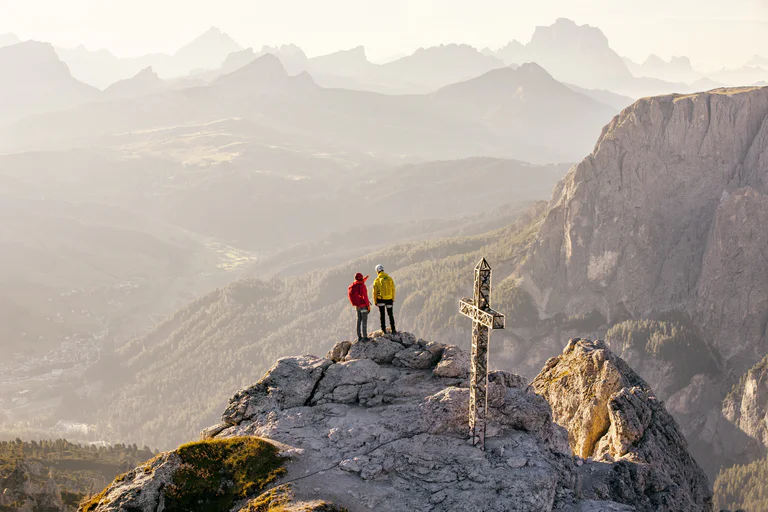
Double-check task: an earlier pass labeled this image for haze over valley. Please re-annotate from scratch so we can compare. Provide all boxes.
[1,3,768,511]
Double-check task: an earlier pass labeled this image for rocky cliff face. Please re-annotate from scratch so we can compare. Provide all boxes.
[722,355,768,454]
[533,338,712,511]
[0,459,65,512]
[521,88,768,337]
[515,87,768,475]
[83,333,711,511]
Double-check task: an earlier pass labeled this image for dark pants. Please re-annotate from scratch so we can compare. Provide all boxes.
[356,307,369,340]
[377,299,396,332]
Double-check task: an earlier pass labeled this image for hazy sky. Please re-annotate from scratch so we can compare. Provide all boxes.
[2,0,767,68]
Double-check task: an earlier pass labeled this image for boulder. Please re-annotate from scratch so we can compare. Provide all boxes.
[532,338,713,512]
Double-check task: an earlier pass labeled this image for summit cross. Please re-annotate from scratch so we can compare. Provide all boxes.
[459,258,505,451]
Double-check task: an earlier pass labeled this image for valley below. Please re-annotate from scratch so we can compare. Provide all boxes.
[2,13,768,511]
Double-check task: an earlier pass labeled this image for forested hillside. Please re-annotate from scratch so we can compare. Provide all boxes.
[0,439,155,510]
[714,456,768,511]
[84,205,546,448]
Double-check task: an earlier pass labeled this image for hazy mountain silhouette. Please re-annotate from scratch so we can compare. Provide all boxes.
[214,53,315,94]
[431,63,616,160]
[492,18,690,97]
[564,83,634,110]
[253,44,309,75]
[499,19,629,86]
[496,40,525,65]
[0,33,19,47]
[172,26,242,72]
[747,55,768,67]
[624,54,702,84]
[380,44,506,90]
[54,27,242,88]
[309,45,377,78]
[0,41,99,126]
[103,66,168,100]
[220,48,259,74]
[624,54,768,88]
[708,66,768,87]
[3,55,618,164]
[691,77,725,90]
[54,45,131,89]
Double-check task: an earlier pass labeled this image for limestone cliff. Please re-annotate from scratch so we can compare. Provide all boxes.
[515,87,768,475]
[532,338,712,511]
[82,332,711,511]
[722,354,768,454]
[519,87,768,376]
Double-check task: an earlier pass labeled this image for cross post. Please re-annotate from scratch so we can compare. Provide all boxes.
[459,258,505,451]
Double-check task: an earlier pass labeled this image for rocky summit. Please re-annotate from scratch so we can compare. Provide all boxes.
[83,332,711,511]
[533,338,712,511]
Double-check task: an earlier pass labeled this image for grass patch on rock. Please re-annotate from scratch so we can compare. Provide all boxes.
[165,437,286,512]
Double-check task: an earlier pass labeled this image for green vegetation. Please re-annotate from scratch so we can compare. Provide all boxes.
[166,437,285,512]
[241,484,347,512]
[79,438,285,512]
[85,205,548,449]
[605,317,717,392]
[0,439,155,510]
[714,455,768,511]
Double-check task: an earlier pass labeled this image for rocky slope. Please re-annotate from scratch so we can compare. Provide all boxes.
[721,354,768,455]
[0,459,65,512]
[519,86,768,370]
[533,338,712,511]
[85,333,711,511]
[516,85,768,474]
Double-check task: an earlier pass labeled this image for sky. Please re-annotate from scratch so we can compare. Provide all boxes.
[1,0,767,68]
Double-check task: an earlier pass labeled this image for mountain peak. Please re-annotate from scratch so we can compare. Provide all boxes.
[136,66,158,78]
[516,61,551,77]
[0,33,20,48]
[173,26,242,67]
[84,332,712,511]
[532,17,610,48]
[103,65,166,99]
[0,40,72,79]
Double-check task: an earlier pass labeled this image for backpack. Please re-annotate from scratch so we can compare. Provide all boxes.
[348,282,365,307]
[377,275,395,300]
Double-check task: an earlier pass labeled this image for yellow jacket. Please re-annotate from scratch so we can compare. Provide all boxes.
[373,272,396,302]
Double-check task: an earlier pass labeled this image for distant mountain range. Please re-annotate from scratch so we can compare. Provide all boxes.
[0,41,100,126]
[50,27,241,88]
[1,51,617,164]
[102,66,168,100]
[624,54,767,88]
[2,20,765,132]
[4,19,763,105]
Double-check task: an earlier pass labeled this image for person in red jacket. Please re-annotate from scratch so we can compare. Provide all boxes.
[348,273,371,341]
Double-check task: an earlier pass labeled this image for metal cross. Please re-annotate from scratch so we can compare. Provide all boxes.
[459,258,505,451]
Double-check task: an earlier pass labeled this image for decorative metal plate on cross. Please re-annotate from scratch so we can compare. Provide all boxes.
[459,258,505,451]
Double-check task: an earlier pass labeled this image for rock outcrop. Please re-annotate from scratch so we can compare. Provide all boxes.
[82,333,712,511]
[209,332,582,512]
[515,86,768,472]
[0,459,65,512]
[722,354,768,453]
[533,338,713,512]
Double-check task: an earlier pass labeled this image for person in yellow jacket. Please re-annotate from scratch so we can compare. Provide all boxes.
[372,264,397,334]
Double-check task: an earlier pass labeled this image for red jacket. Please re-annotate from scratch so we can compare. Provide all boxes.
[348,276,370,308]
